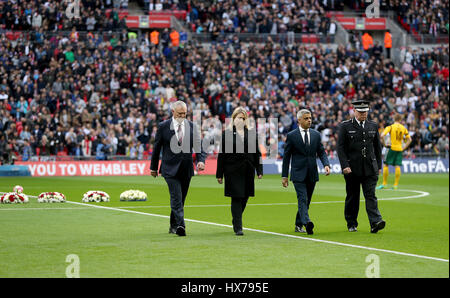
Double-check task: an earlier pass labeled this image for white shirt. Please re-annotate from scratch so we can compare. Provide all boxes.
[299,127,310,145]
[355,119,365,128]
[173,117,185,141]
[329,22,336,35]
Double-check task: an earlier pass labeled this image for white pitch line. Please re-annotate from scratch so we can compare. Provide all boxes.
[1,191,444,262]
[113,190,430,208]
[112,189,430,208]
[64,199,448,263]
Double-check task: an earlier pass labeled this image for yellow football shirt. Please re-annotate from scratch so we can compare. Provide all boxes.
[383,123,410,151]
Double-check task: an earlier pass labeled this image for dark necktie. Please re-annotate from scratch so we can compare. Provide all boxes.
[360,121,364,129]
[304,129,309,146]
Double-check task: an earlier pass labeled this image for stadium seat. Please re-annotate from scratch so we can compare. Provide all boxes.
[301,35,308,43]
[309,34,318,43]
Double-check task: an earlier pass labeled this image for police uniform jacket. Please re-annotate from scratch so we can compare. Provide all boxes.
[337,118,382,177]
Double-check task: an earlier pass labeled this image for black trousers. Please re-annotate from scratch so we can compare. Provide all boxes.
[231,197,248,232]
[293,181,316,227]
[165,160,192,229]
[344,173,383,228]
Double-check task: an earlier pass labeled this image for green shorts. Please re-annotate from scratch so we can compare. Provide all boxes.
[384,149,403,166]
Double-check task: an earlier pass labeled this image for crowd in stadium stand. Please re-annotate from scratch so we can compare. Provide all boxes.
[186,0,339,36]
[0,1,449,164]
[184,0,449,37]
[401,0,448,35]
[0,30,448,163]
[0,0,128,32]
[395,0,449,36]
[344,0,449,36]
[144,0,188,11]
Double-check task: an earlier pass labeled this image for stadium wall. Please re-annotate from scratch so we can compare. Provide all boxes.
[263,158,449,175]
[12,158,449,177]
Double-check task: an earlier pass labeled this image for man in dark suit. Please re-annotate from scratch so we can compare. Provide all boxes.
[150,101,206,236]
[337,100,386,233]
[282,109,330,235]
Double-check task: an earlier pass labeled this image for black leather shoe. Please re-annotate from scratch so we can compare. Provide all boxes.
[235,230,244,236]
[348,226,358,232]
[176,226,186,236]
[169,227,177,234]
[232,223,242,234]
[370,220,386,233]
[295,225,306,233]
[305,221,314,235]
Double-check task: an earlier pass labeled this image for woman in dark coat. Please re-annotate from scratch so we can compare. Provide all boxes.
[216,107,263,236]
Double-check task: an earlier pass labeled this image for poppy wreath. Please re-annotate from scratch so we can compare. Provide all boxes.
[1,192,29,204]
[82,191,110,202]
[38,192,66,203]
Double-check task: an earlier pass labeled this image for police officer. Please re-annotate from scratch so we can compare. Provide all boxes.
[337,100,386,233]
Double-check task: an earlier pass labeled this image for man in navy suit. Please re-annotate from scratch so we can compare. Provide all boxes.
[282,109,330,235]
[150,101,206,236]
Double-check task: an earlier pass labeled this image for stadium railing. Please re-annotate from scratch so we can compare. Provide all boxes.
[0,29,126,43]
[407,33,449,45]
[192,32,335,44]
[327,10,448,46]
[0,28,336,46]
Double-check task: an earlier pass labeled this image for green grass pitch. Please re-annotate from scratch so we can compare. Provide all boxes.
[0,173,448,278]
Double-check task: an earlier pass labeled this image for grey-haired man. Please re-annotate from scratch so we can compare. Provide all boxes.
[150,101,206,236]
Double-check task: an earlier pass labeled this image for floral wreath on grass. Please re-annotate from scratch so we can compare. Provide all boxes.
[1,192,29,204]
[82,191,110,202]
[120,190,147,201]
[38,192,66,203]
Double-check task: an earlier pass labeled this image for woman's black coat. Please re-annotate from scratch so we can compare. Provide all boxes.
[216,126,263,198]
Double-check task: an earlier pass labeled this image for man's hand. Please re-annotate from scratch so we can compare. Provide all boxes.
[282,177,289,188]
[197,162,205,171]
[150,170,158,177]
[257,174,263,179]
[342,167,352,175]
[217,178,223,184]
[324,166,330,176]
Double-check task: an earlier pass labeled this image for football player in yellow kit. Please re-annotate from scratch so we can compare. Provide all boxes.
[377,114,412,190]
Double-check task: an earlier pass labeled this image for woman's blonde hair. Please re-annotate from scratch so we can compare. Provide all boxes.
[228,107,249,130]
